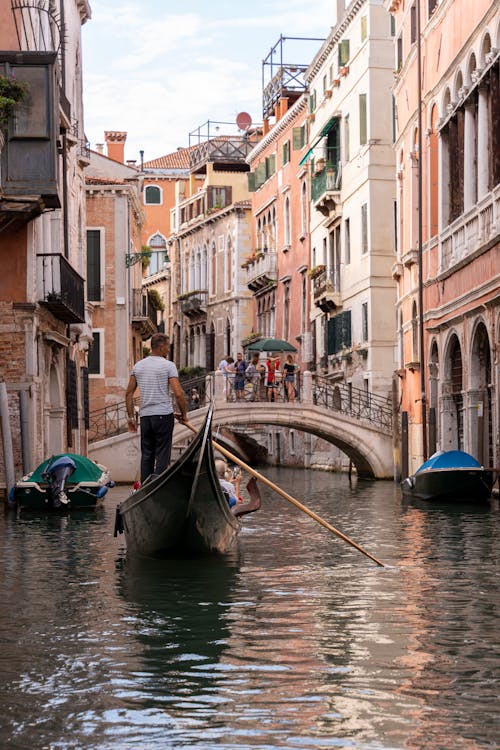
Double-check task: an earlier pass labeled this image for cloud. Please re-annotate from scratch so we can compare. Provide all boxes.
[82,0,335,160]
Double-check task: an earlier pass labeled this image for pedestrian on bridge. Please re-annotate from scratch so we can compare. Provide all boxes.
[125,333,187,484]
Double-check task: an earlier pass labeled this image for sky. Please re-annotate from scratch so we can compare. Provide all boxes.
[82,0,339,163]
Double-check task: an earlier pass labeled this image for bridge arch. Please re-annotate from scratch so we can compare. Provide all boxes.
[176,403,393,479]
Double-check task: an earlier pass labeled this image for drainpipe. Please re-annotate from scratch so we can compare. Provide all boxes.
[0,380,16,498]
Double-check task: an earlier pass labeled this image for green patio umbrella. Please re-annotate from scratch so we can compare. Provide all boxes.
[246,337,297,352]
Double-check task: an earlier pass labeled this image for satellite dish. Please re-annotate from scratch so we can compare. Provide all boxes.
[236,112,252,131]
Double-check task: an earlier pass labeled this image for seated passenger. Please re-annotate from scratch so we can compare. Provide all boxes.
[215,459,238,508]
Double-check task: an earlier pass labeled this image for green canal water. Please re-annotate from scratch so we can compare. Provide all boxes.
[0,468,498,749]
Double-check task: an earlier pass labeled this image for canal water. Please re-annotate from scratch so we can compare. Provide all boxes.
[0,469,498,750]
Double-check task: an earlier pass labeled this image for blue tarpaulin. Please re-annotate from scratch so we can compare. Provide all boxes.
[416,450,481,473]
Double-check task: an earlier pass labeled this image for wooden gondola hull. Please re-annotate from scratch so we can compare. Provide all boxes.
[116,411,242,557]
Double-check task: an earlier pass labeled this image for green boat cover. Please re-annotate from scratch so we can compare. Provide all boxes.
[28,454,104,484]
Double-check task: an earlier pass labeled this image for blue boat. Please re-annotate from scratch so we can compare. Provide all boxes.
[401,450,494,502]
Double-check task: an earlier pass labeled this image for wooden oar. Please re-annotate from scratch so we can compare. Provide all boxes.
[183,421,384,567]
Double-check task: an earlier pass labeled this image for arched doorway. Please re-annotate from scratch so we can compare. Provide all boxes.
[442,334,463,450]
[469,322,492,465]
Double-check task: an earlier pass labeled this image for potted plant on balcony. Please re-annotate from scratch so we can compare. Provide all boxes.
[0,74,28,140]
[148,288,165,311]
[307,264,326,279]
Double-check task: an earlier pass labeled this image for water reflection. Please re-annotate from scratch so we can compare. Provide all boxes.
[0,472,498,749]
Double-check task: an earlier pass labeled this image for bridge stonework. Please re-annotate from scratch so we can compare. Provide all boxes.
[89,371,394,482]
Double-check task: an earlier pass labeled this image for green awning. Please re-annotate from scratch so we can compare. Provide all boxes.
[298,116,339,166]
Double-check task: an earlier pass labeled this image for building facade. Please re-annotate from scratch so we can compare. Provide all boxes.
[305,0,397,400]
[388,0,500,473]
[85,134,147,419]
[0,0,91,493]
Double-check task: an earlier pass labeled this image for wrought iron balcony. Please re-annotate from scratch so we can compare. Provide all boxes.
[179,289,208,317]
[131,288,157,339]
[245,251,278,292]
[312,266,341,312]
[36,253,85,323]
[311,164,341,216]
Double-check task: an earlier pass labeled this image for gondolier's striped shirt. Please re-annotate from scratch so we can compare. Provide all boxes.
[131,356,178,417]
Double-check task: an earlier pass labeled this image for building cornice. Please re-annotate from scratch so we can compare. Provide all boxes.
[246,97,307,164]
[305,0,366,83]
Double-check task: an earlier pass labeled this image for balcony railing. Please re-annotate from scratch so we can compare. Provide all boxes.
[246,251,278,292]
[439,186,500,273]
[179,289,208,316]
[312,266,341,312]
[311,164,341,216]
[131,288,157,339]
[37,253,85,323]
[189,137,253,172]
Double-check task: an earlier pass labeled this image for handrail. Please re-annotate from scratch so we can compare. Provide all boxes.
[312,376,392,431]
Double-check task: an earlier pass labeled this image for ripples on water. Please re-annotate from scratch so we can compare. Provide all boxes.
[0,469,498,749]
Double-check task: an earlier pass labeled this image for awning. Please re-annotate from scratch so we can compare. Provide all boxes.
[298,116,339,166]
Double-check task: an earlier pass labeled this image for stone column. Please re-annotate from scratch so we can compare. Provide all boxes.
[477,84,489,200]
[214,369,226,403]
[302,370,313,405]
[463,101,476,212]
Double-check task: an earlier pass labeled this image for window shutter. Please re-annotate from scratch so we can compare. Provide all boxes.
[88,332,101,375]
[342,310,352,349]
[359,93,367,145]
[327,317,337,355]
[86,230,101,301]
[255,162,266,188]
[292,126,305,150]
[361,16,367,41]
[339,39,350,67]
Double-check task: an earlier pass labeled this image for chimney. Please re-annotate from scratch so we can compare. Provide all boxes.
[95,143,104,154]
[336,0,345,25]
[104,131,127,163]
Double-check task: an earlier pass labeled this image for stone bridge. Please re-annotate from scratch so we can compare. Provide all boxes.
[89,371,395,483]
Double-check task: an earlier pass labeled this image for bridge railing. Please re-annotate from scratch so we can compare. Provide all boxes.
[312,376,392,431]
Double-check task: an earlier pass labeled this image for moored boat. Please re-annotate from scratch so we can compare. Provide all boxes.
[401,450,494,502]
[114,408,260,557]
[9,453,115,511]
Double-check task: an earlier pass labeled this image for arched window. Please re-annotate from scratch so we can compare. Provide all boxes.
[147,232,167,274]
[284,196,291,247]
[144,185,162,205]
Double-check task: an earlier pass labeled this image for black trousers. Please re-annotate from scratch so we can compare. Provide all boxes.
[139,413,174,483]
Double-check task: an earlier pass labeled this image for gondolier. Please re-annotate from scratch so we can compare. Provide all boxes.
[125,333,188,484]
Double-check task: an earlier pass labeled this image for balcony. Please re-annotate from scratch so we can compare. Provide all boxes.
[37,253,85,323]
[245,251,278,292]
[189,137,254,174]
[311,164,341,217]
[312,266,341,313]
[131,289,157,339]
[179,289,208,317]
[0,52,60,231]
[179,186,232,227]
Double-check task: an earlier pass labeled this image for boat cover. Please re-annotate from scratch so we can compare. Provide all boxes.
[416,450,481,473]
[28,454,105,484]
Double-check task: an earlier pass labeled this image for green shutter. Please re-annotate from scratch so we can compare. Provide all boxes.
[327,317,337,355]
[339,39,350,67]
[247,171,256,192]
[359,93,367,145]
[292,126,305,150]
[342,310,352,349]
[86,229,101,301]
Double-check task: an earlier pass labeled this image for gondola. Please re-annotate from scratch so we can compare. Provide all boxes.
[9,453,115,511]
[114,408,260,557]
[401,449,495,503]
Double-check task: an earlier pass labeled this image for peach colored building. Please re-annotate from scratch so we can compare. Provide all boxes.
[0,0,91,494]
[85,134,147,421]
[246,94,312,368]
[388,0,500,474]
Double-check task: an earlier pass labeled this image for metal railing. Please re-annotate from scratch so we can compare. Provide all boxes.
[313,376,392,431]
[223,371,302,403]
[36,253,85,323]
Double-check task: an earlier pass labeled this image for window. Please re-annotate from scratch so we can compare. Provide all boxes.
[344,114,350,161]
[359,93,367,145]
[410,3,417,44]
[284,196,291,247]
[281,140,290,166]
[292,125,306,150]
[86,229,102,301]
[327,311,352,354]
[396,36,403,71]
[411,301,418,361]
[362,302,368,342]
[338,39,350,67]
[361,15,367,42]
[88,330,103,376]
[301,180,308,236]
[361,203,368,254]
[344,218,351,264]
[428,0,439,14]
[308,90,317,113]
[283,281,290,340]
[144,185,161,205]
[207,185,231,209]
[148,232,167,274]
